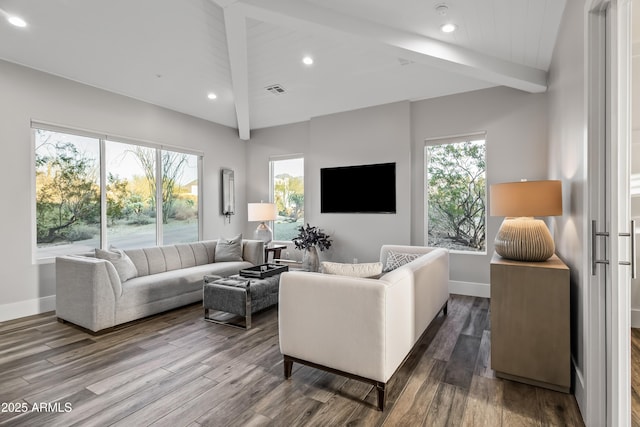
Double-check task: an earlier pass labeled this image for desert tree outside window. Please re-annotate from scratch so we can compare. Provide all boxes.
[425,134,487,253]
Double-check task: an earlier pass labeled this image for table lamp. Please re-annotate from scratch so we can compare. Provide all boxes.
[248,202,277,244]
[490,180,562,262]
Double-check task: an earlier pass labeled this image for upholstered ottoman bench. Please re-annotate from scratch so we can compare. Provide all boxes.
[203,274,281,329]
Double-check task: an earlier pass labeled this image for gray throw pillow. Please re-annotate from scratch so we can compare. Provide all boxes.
[383,251,421,272]
[215,234,243,262]
[95,248,138,282]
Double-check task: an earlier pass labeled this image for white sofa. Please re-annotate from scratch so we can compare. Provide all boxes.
[278,245,449,410]
[56,239,264,333]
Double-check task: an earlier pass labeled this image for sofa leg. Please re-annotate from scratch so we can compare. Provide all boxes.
[443,301,448,316]
[376,383,386,411]
[284,357,293,379]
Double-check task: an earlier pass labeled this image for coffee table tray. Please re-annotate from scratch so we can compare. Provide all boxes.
[239,263,288,279]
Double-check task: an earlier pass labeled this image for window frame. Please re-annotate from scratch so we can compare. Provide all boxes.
[423,132,487,255]
[269,154,304,243]
[32,121,203,263]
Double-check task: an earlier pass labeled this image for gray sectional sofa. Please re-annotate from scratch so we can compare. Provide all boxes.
[55,239,264,333]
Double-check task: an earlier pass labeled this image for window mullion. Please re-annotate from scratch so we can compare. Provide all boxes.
[197,155,203,241]
[100,139,107,249]
[424,146,429,245]
[156,149,163,246]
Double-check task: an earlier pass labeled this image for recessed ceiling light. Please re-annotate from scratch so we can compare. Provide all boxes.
[440,23,457,33]
[207,92,217,100]
[7,16,27,28]
[302,56,314,66]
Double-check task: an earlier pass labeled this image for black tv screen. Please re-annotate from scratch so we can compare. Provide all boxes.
[321,162,396,213]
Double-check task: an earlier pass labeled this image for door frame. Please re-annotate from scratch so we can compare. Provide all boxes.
[610,2,632,426]
[586,1,631,426]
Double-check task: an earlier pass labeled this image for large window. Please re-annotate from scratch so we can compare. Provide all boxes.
[161,149,199,245]
[105,141,156,249]
[270,157,304,241]
[425,135,486,253]
[35,125,201,259]
[35,130,101,257]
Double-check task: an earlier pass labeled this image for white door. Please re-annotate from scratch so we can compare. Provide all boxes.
[588,1,632,426]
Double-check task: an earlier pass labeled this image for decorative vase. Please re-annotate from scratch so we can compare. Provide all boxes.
[302,246,320,272]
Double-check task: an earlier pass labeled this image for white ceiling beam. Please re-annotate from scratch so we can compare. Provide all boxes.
[220,2,250,140]
[211,0,237,7]
[234,0,547,93]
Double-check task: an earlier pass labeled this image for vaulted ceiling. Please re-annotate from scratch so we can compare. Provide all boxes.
[0,0,566,140]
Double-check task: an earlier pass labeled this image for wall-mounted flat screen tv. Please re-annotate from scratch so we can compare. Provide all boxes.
[321,162,396,213]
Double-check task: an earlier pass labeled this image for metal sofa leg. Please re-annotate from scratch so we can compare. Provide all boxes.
[284,356,293,379]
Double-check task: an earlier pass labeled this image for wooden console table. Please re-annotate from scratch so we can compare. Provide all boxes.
[490,253,570,392]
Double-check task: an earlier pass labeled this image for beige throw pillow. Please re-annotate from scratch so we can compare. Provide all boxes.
[321,261,383,278]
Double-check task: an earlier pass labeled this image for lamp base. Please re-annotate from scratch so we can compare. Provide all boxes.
[494,217,555,262]
[254,222,273,245]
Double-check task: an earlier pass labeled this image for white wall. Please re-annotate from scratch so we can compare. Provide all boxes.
[246,102,412,264]
[244,121,310,260]
[245,121,310,209]
[307,102,412,263]
[546,0,588,418]
[0,59,246,320]
[411,87,549,287]
[246,89,549,290]
[1,28,555,337]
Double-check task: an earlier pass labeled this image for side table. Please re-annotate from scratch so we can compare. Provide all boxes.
[490,253,570,392]
[265,244,287,263]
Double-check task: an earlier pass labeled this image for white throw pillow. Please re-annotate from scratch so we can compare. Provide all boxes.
[383,251,421,272]
[321,261,383,278]
[95,248,138,282]
[215,234,243,262]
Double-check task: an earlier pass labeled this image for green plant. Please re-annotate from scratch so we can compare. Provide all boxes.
[292,223,332,251]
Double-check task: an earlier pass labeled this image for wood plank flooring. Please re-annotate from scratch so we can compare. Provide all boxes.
[0,295,584,426]
[632,328,640,426]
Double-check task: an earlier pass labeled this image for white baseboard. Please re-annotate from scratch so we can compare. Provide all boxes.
[572,357,586,424]
[449,280,490,298]
[631,308,640,328]
[0,282,488,322]
[0,295,56,322]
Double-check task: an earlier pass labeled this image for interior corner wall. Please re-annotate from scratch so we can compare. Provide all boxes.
[0,59,246,320]
[244,121,310,259]
[546,0,588,419]
[410,87,549,286]
[245,102,411,264]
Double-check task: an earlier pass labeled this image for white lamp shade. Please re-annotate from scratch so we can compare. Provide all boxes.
[248,203,277,222]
